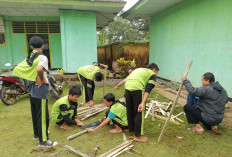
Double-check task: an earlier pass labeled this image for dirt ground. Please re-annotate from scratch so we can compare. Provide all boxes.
[153,82,232,129]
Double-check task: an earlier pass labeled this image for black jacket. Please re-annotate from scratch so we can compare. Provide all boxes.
[184,80,228,125]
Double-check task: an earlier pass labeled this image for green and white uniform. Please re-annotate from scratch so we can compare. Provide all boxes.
[77,65,101,81]
[52,95,77,125]
[13,50,50,143]
[108,102,128,128]
[125,68,156,136]
[77,65,101,103]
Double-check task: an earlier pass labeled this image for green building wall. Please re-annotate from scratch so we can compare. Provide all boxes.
[149,0,232,97]
[60,10,97,73]
[0,16,62,69]
[0,17,13,70]
[49,34,62,68]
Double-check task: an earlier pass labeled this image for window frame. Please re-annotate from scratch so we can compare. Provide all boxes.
[11,21,61,34]
[0,32,6,45]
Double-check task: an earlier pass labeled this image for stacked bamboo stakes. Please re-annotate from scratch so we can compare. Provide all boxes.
[98,141,133,157]
[77,104,108,121]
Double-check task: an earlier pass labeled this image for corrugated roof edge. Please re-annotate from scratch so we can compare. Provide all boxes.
[120,0,147,18]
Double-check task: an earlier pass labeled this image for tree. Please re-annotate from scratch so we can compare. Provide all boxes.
[97,17,149,45]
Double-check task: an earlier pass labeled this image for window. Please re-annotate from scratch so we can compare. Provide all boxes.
[12,21,60,34]
[12,22,24,33]
[0,33,6,45]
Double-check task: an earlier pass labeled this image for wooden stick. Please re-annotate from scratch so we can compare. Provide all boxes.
[63,145,90,157]
[78,108,106,116]
[174,116,184,123]
[67,129,88,141]
[112,145,133,157]
[172,112,184,119]
[98,141,132,157]
[81,107,108,121]
[152,103,155,121]
[103,68,107,97]
[165,102,172,110]
[159,107,166,116]
[77,106,92,111]
[158,60,192,143]
[78,108,96,115]
[145,103,153,119]
[91,146,99,157]
[130,148,141,154]
[148,113,180,125]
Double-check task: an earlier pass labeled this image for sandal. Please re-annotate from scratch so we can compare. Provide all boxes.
[210,128,222,135]
[188,127,204,134]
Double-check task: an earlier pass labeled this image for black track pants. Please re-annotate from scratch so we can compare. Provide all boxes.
[30,95,49,142]
[125,90,142,136]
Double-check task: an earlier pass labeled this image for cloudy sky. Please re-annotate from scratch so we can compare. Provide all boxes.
[123,0,139,11]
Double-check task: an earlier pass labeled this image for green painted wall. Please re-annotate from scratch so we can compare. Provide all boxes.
[0,16,62,69]
[150,0,232,97]
[0,17,13,70]
[0,43,11,70]
[60,10,97,72]
[10,34,26,65]
[49,34,62,68]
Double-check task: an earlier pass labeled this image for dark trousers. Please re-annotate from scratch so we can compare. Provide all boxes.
[78,74,94,102]
[30,95,49,142]
[125,90,142,136]
[56,105,77,125]
[184,105,211,130]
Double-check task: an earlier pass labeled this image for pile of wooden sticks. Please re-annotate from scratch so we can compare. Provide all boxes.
[145,100,185,125]
[98,141,134,157]
[77,104,108,121]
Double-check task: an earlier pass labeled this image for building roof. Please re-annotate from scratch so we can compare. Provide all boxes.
[121,0,183,19]
[0,0,126,29]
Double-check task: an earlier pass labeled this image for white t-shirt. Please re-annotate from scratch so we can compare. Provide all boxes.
[38,55,48,83]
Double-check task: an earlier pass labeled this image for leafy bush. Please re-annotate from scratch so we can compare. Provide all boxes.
[115,57,136,78]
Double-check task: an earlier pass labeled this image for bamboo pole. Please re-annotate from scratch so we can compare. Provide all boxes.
[145,103,153,119]
[158,60,192,143]
[98,141,132,157]
[148,113,180,125]
[63,145,90,157]
[152,104,155,121]
[103,68,107,97]
[112,145,133,157]
[67,129,88,141]
[81,107,108,121]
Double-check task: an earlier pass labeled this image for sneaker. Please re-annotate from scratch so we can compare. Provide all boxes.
[39,140,58,147]
[33,135,39,140]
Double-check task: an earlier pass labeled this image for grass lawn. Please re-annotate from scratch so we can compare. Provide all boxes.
[0,85,231,157]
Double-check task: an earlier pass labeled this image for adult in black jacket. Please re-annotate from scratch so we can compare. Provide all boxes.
[182,72,228,134]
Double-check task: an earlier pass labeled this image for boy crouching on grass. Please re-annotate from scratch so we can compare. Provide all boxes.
[87,93,128,133]
[52,86,83,130]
